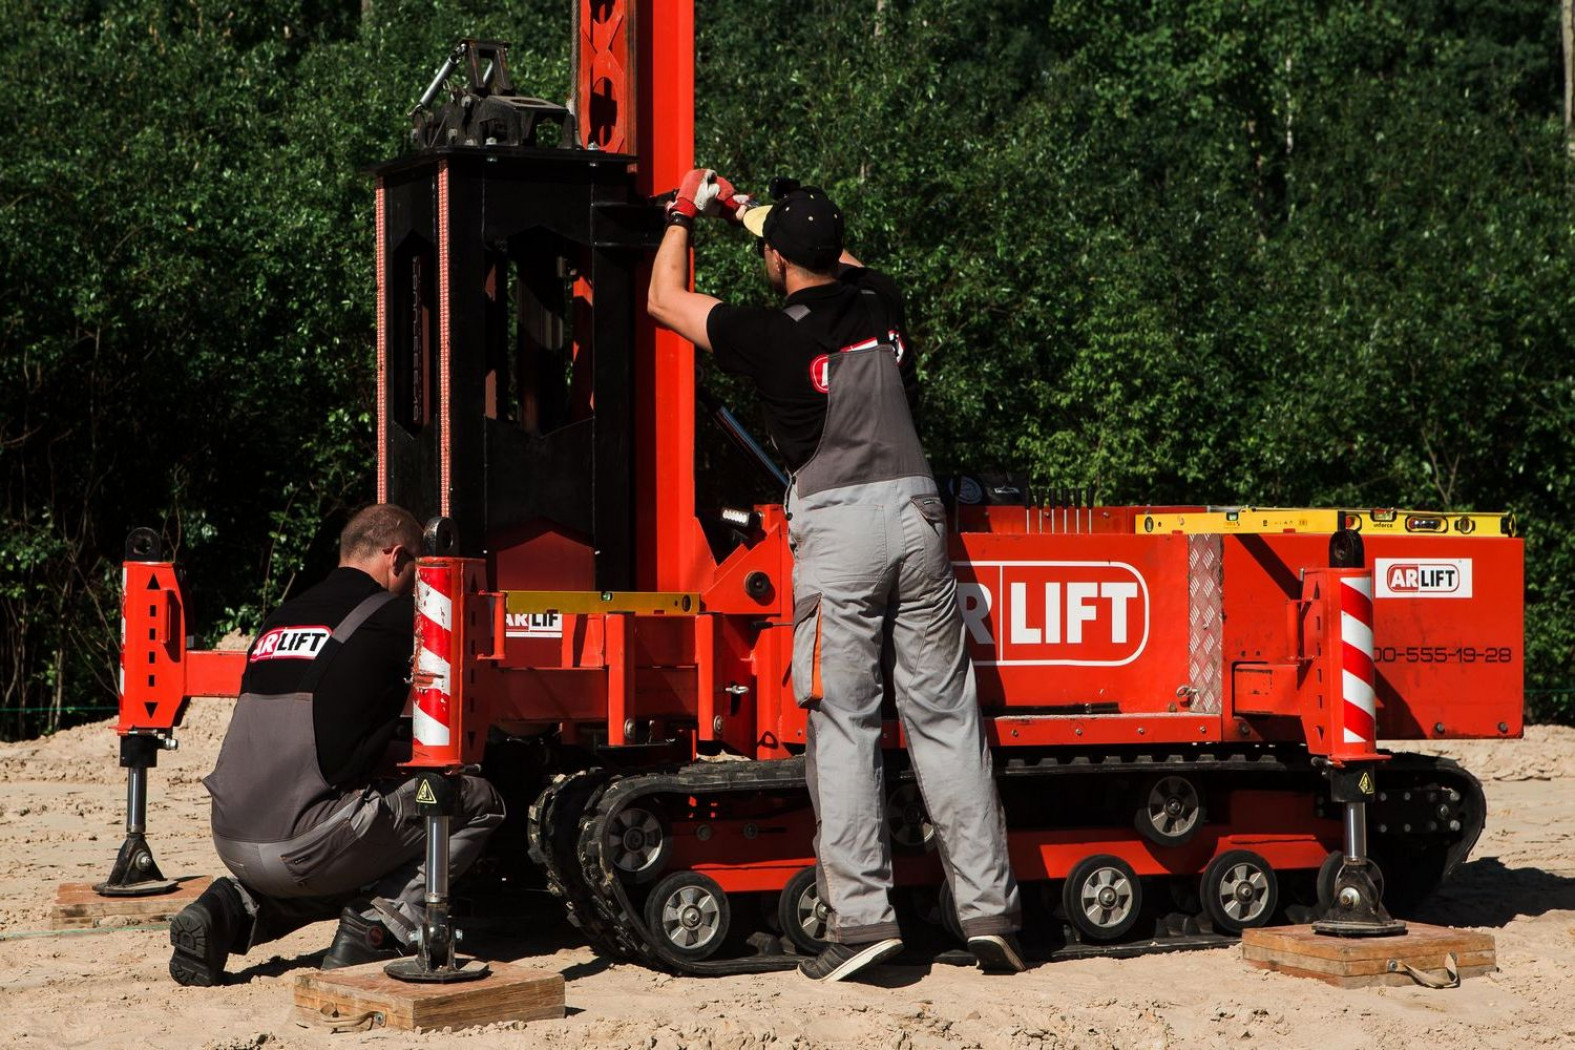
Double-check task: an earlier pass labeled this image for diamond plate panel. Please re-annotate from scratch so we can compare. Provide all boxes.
[1187,535,1224,714]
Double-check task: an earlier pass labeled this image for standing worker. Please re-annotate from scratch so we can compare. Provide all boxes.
[647,170,1024,982]
[168,504,505,986]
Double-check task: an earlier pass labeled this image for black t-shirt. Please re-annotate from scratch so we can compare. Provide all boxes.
[706,266,917,472]
[238,567,413,788]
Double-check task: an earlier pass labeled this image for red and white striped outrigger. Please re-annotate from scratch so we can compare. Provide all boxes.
[1301,546,1405,936]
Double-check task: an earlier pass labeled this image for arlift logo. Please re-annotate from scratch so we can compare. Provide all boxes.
[250,625,332,662]
[952,561,1150,666]
[504,611,563,638]
[810,354,830,394]
[807,333,907,395]
[1373,558,1473,600]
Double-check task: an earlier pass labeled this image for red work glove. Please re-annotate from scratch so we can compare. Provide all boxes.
[666,167,716,228]
[710,174,754,223]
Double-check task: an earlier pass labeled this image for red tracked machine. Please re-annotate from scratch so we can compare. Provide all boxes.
[105,5,1523,978]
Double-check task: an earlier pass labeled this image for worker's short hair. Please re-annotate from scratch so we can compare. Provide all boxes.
[339,504,423,562]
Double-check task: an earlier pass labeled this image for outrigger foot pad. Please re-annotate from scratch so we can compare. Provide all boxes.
[93,832,177,897]
[384,957,491,983]
[1312,860,1406,937]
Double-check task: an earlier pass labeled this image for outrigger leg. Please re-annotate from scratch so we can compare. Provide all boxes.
[94,733,178,897]
[385,772,491,982]
[1313,765,1405,936]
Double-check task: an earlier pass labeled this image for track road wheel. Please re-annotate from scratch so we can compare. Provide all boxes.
[1063,855,1142,943]
[1201,850,1278,934]
[886,784,936,854]
[1133,774,1204,847]
[778,866,831,955]
[644,871,731,963]
[604,804,671,883]
[1316,851,1385,915]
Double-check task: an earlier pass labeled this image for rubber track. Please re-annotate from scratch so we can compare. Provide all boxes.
[541,749,1486,977]
[581,760,809,975]
[526,769,627,958]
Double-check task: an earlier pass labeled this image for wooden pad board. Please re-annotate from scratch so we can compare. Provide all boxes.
[293,961,564,1032]
[1242,922,1496,988]
[49,876,211,930]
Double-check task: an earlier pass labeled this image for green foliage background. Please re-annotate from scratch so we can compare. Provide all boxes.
[1,0,1570,737]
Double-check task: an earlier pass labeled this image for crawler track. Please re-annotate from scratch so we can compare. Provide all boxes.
[524,749,1486,975]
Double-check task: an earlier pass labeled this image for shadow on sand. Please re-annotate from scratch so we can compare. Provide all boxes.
[1413,856,1575,928]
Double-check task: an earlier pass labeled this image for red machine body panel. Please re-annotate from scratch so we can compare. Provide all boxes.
[1221,533,1524,741]
[115,523,1525,749]
[954,532,1194,713]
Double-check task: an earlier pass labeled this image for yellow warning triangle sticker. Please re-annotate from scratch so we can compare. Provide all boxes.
[1358,771,1374,795]
[415,780,438,805]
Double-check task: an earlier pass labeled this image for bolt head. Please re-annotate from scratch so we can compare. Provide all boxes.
[1338,886,1362,909]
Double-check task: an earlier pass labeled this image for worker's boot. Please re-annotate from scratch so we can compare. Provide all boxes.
[320,905,406,970]
[168,877,249,987]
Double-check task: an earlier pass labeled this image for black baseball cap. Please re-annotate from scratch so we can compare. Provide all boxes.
[743,187,844,270]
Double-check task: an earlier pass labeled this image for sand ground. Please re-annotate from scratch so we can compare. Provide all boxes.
[2,699,1572,1050]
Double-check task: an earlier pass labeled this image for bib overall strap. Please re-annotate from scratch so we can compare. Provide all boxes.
[298,591,398,694]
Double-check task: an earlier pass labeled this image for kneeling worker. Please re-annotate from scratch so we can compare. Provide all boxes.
[169,504,505,986]
[648,171,1024,981]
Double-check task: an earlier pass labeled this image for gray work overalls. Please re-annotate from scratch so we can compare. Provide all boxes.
[785,298,1021,944]
[205,592,502,948]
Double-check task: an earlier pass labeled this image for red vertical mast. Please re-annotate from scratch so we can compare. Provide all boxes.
[576,0,713,590]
